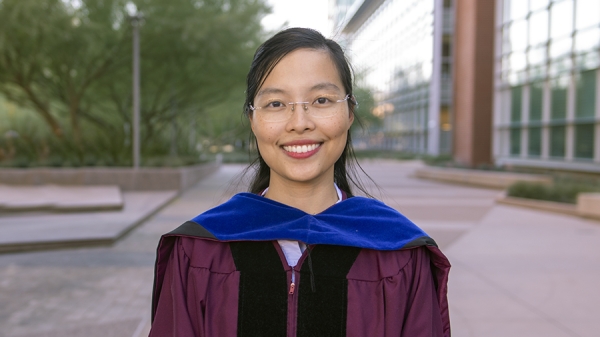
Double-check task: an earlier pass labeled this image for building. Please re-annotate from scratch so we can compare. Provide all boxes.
[493,0,600,173]
[333,0,455,156]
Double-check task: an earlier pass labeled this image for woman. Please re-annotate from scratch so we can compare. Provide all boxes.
[149,28,451,337]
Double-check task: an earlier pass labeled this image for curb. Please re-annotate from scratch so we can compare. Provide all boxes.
[0,191,179,254]
[496,196,578,216]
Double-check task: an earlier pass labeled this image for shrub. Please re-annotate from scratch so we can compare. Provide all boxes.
[507,181,600,204]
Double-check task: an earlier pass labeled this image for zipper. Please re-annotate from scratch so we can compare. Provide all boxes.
[289,268,296,294]
[287,266,298,336]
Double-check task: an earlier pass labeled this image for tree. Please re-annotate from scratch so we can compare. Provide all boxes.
[0,0,269,165]
[0,0,129,146]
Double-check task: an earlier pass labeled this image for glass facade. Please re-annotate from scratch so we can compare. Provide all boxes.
[494,0,600,171]
[335,0,453,155]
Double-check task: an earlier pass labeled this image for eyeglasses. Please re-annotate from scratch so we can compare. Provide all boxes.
[249,94,356,122]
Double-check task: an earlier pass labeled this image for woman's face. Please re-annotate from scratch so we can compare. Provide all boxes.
[249,48,354,187]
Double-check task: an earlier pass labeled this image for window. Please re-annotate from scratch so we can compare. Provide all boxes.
[575,0,600,30]
[529,82,543,121]
[530,0,549,12]
[574,124,595,159]
[550,125,566,157]
[576,70,596,119]
[528,127,542,157]
[529,11,549,46]
[550,0,573,40]
[551,78,568,120]
[511,86,523,122]
[442,35,451,57]
[510,128,521,155]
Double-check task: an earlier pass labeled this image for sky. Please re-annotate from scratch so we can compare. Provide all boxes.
[261,0,331,36]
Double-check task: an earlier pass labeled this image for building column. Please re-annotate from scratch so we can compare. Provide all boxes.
[452,0,495,166]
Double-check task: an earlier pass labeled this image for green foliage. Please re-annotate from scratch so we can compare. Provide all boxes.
[421,154,454,166]
[353,149,416,160]
[352,84,381,130]
[507,181,600,204]
[0,0,269,167]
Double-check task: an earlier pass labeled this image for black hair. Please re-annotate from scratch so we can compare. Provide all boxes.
[243,27,373,198]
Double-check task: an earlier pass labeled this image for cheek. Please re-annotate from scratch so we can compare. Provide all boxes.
[253,124,278,145]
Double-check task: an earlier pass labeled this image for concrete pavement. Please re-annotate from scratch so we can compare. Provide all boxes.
[0,161,599,336]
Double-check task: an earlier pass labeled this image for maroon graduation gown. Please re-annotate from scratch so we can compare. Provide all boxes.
[149,236,450,336]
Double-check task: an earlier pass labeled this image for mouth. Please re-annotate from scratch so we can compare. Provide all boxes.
[282,143,321,154]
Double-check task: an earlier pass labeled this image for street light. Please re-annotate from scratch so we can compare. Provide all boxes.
[129,11,143,168]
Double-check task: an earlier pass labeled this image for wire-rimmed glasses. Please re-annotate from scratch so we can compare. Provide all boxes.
[249,94,356,122]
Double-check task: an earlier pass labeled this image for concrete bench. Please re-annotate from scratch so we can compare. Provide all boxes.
[577,193,600,220]
[0,185,124,212]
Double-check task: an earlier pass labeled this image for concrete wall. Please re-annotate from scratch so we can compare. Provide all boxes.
[452,0,495,167]
[0,162,220,191]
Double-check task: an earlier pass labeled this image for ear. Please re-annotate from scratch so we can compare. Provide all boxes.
[347,108,355,130]
[248,111,256,131]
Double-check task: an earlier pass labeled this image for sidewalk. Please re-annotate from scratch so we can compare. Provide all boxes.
[0,161,598,336]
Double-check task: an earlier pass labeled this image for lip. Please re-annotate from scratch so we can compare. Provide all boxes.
[280,140,323,159]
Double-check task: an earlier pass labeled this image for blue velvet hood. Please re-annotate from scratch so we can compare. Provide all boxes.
[174,192,436,250]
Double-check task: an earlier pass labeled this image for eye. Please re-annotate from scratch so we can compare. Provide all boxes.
[314,97,332,105]
[265,101,285,109]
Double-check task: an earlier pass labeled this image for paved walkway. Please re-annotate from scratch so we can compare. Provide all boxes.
[0,161,599,336]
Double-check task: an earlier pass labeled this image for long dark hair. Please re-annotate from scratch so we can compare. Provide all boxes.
[243,28,373,198]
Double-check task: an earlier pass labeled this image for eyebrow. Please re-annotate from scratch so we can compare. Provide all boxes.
[256,87,285,98]
[256,82,343,99]
[310,82,342,93]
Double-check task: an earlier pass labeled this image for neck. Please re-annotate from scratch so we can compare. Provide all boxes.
[264,174,338,214]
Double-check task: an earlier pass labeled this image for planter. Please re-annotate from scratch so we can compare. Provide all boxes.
[577,193,600,220]
[0,162,220,191]
[414,166,552,189]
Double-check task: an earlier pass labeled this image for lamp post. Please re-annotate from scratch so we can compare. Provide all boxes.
[130,12,143,168]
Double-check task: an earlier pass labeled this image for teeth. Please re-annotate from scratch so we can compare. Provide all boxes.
[283,143,320,153]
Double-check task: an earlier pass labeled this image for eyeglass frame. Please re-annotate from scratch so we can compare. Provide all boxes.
[248,94,358,117]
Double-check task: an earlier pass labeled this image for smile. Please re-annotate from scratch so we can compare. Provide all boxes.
[282,143,321,153]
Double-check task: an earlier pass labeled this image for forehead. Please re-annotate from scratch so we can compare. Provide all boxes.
[258,48,343,96]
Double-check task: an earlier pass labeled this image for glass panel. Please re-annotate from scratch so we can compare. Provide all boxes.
[575,28,600,54]
[529,10,549,46]
[576,52,600,71]
[530,65,546,80]
[550,38,572,59]
[574,124,595,158]
[528,45,546,66]
[502,26,512,53]
[528,126,542,156]
[550,125,566,157]
[510,20,528,51]
[575,0,600,30]
[529,81,544,121]
[576,69,596,118]
[549,57,572,76]
[510,128,522,155]
[510,51,527,71]
[530,0,550,11]
[511,86,523,122]
[506,0,529,21]
[551,77,568,120]
[550,0,573,39]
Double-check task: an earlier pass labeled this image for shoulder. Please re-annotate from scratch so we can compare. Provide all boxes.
[158,232,236,273]
[347,246,427,281]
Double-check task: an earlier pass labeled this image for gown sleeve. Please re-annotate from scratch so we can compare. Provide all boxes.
[149,237,199,336]
[347,246,450,337]
[400,247,448,337]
